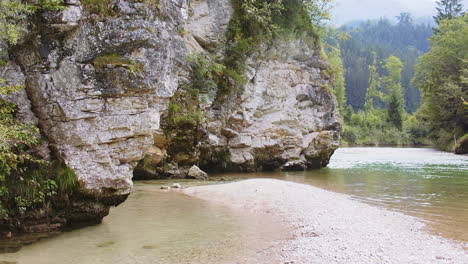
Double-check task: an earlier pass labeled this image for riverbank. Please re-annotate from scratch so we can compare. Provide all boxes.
[183,179,468,264]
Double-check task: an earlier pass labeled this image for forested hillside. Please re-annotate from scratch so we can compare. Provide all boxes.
[331,0,467,151]
[335,14,433,113]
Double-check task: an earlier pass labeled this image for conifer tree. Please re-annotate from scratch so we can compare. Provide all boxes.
[364,58,379,113]
[383,56,405,130]
[434,0,463,25]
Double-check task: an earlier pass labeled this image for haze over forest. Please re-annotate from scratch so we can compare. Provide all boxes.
[331,0,468,25]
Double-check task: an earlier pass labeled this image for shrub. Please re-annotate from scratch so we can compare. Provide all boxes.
[454,134,468,154]
[0,81,78,217]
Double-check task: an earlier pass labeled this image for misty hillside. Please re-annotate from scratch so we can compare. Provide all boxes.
[331,0,468,25]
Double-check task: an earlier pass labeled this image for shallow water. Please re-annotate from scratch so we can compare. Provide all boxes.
[219,147,468,243]
[1,183,286,264]
[2,147,467,263]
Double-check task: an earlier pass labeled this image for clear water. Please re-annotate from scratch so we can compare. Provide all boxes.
[1,182,286,264]
[2,147,467,263]
[218,147,468,242]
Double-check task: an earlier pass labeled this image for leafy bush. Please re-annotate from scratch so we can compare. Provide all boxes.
[341,107,430,146]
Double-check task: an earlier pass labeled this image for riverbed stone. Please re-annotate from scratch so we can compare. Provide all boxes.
[187,165,209,180]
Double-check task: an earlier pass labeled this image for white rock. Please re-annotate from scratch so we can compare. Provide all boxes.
[187,165,208,180]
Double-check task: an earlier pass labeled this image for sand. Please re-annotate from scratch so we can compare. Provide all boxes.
[183,179,468,264]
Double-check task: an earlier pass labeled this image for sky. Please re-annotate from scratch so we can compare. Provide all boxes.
[331,0,468,25]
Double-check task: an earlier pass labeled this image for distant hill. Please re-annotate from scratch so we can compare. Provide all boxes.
[331,17,433,113]
[331,0,467,26]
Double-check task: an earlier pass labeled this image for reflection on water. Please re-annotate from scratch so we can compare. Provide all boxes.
[1,183,285,264]
[220,148,468,242]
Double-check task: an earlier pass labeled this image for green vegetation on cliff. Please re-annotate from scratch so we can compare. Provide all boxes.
[0,81,78,218]
[0,0,66,61]
[214,0,333,101]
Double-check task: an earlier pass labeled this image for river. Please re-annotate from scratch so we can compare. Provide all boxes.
[2,147,467,263]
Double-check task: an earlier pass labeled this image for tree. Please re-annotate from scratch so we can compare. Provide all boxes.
[387,92,403,130]
[412,14,468,150]
[364,58,379,112]
[327,46,346,111]
[383,56,405,130]
[335,16,432,112]
[343,104,354,123]
[397,12,413,26]
[434,0,464,25]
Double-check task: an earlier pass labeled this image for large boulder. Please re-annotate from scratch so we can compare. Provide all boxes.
[187,165,209,180]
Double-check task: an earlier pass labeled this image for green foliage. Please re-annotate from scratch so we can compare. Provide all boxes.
[37,0,67,11]
[0,0,34,45]
[0,82,78,217]
[383,56,405,129]
[326,46,346,111]
[162,53,221,156]
[93,53,143,74]
[341,108,429,146]
[215,0,332,102]
[0,80,41,178]
[1,161,78,216]
[342,53,426,145]
[382,55,404,93]
[412,14,468,151]
[188,54,226,93]
[162,92,204,156]
[82,0,161,15]
[0,0,67,47]
[81,0,113,16]
[343,104,354,123]
[387,92,403,130]
[335,16,433,113]
[364,57,380,112]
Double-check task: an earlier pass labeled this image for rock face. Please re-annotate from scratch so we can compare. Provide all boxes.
[199,41,340,172]
[9,0,189,197]
[1,0,340,234]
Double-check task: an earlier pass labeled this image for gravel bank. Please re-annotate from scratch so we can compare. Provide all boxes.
[183,179,468,264]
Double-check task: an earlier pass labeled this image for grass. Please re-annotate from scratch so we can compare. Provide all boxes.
[93,53,143,74]
[81,0,113,16]
[0,161,79,216]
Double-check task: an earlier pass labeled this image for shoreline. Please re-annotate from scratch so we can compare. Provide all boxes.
[183,179,468,264]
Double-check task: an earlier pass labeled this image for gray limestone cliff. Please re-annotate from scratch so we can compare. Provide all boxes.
[1,0,340,236]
